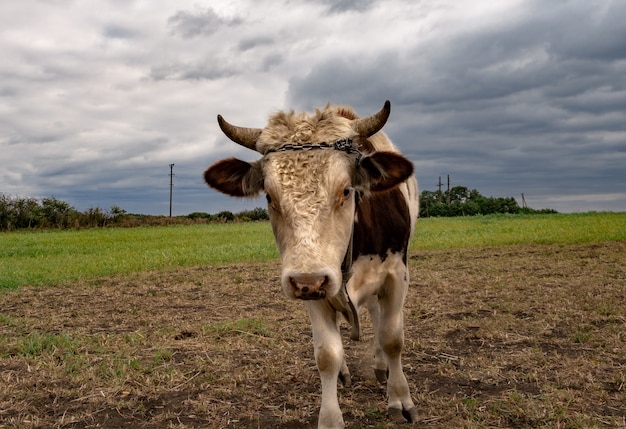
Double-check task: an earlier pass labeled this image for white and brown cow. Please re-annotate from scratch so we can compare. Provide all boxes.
[203,100,419,428]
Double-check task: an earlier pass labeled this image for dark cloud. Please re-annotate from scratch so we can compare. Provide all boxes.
[319,0,377,14]
[51,165,263,216]
[238,36,274,52]
[285,1,626,210]
[149,62,237,81]
[287,56,395,111]
[261,53,284,72]
[167,7,242,39]
[103,25,138,39]
[539,1,626,62]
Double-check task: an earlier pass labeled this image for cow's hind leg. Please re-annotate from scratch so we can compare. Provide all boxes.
[378,264,418,424]
[366,296,388,384]
[305,300,346,429]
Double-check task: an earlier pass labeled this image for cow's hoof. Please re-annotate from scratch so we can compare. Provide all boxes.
[338,370,352,388]
[388,406,418,424]
[349,325,360,341]
[374,368,388,384]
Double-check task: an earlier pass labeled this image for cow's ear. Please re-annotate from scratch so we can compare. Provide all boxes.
[203,158,264,197]
[357,151,414,192]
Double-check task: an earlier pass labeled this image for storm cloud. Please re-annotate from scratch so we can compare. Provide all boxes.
[1,0,624,215]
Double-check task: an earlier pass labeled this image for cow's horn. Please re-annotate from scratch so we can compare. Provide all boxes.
[217,115,262,151]
[352,100,391,138]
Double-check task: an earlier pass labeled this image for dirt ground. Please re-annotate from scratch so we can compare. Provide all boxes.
[1,242,625,428]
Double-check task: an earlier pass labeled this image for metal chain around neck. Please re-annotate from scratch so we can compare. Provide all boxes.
[265,138,362,165]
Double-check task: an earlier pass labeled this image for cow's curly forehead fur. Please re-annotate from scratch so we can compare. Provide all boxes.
[266,150,351,207]
[256,104,359,154]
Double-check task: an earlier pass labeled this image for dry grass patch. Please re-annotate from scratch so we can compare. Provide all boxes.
[1,242,625,428]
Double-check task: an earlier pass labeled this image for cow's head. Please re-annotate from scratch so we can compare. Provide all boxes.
[204,101,413,300]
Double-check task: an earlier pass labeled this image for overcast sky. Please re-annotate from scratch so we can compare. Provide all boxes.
[1,0,625,215]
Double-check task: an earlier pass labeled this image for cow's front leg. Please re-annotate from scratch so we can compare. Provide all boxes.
[305,300,345,429]
[378,266,418,424]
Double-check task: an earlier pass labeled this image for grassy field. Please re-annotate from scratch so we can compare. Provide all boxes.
[0,222,277,290]
[1,212,624,290]
[414,211,625,249]
[0,212,625,428]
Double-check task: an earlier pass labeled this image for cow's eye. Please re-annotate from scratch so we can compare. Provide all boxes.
[266,193,281,214]
[338,187,352,208]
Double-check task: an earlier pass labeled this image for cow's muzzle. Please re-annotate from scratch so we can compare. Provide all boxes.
[289,274,328,300]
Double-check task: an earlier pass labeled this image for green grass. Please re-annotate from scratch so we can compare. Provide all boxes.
[0,223,278,289]
[412,212,626,250]
[3,331,79,358]
[0,212,624,290]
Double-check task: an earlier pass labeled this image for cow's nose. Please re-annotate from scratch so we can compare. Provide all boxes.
[289,274,328,300]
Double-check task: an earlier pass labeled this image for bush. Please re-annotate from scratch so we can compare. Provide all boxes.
[419,186,553,217]
[41,197,78,228]
[216,211,235,222]
[187,212,213,220]
[236,207,269,221]
[0,192,269,230]
[0,194,61,230]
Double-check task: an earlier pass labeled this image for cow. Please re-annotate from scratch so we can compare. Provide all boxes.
[203,100,419,428]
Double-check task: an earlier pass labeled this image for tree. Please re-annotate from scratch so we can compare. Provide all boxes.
[42,197,77,228]
[216,210,235,222]
[237,207,269,221]
[11,197,42,228]
[449,186,471,203]
[109,205,127,223]
[419,186,525,217]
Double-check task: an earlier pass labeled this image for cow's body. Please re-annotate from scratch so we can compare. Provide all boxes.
[204,101,418,428]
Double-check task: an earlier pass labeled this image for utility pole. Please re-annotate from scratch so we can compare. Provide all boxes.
[437,176,443,202]
[521,193,527,209]
[447,174,451,207]
[169,164,175,217]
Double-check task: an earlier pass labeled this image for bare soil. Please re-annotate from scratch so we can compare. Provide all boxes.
[1,242,625,428]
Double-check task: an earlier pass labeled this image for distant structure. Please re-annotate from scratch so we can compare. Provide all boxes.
[169,164,175,217]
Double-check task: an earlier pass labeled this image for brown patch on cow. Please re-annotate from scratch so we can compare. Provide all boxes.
[203,158,264,197]
[357,151,414,192]
[352,187,412,261]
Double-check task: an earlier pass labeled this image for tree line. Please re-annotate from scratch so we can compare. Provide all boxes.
[0,194,268,231]
[0,194,140,230]
[419,186,556,217]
